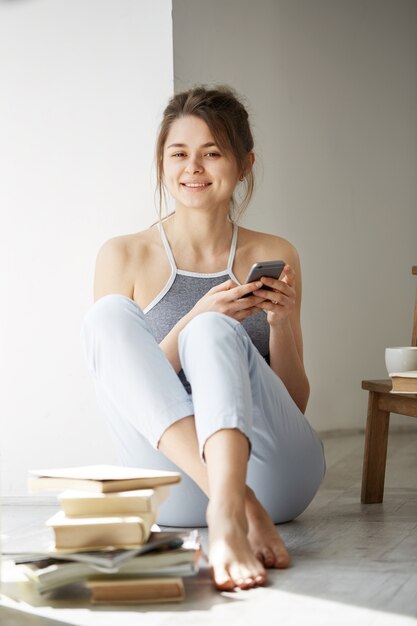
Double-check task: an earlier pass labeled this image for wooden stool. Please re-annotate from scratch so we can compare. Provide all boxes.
[361,266,417,504]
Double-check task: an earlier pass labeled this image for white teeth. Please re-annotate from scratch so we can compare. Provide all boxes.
[183,183,210,187]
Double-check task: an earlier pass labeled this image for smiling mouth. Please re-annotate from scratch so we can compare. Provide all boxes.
[181,183,212,188]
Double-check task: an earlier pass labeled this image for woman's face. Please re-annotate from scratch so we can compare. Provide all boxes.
[162,115,240,213]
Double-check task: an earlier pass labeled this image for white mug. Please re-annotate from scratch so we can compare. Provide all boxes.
[385,347,417,375]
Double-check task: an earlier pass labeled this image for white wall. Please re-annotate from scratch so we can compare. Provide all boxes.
[173,0,417,431]
[0,0,173,497]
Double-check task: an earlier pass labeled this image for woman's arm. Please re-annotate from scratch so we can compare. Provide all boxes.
[93,237,134,302]
[268,317,310,413]
[253,243,310,413]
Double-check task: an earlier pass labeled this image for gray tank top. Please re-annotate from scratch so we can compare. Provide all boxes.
[144,221,270,394]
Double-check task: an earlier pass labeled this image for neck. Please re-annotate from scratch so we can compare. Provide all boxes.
[163,208,233,256]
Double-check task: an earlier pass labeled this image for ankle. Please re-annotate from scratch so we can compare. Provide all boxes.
[244,486,261,513]
[207,494,247,525]
[245,486,257,504]
[244,488,268,523]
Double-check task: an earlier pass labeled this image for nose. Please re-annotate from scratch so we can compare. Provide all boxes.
[185,155,203,174]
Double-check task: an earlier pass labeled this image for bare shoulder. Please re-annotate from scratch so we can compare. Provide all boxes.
[99,228,157,261]
[93,226,158,301]
[237,226,300,270]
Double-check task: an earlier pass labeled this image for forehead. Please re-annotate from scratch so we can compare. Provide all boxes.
[164,115,214,147]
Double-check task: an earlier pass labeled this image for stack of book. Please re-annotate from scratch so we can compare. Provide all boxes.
[11,465,202,603]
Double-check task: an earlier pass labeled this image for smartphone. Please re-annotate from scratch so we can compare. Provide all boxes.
[243,260,285,295]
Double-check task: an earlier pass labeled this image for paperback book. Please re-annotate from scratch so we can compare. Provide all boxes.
[17,532,201,594]
[6,532,187,570]
[28,465,181,494]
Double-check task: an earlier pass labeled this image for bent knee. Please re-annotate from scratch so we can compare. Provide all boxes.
[82,294,141,337]
[181,311,238,338]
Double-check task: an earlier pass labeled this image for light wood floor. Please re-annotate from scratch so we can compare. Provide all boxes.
[1,429,417,626]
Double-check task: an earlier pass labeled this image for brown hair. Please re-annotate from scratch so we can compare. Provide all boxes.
[155,85,255,223]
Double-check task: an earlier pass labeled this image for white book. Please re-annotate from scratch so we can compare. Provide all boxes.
[46,511,155,551]
[28,465,181,493]
[58,486,170,517]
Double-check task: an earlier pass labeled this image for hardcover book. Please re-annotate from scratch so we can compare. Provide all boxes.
[390,370,417,394]
[85,577,185,604]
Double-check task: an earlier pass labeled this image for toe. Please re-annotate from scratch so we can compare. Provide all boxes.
[261,547,276,568]
[211,565,235,591]
[229,564,254,589]
[255,550,264,565]
[255,572,267,585]
[236,577,255,590]
[272,546,290,568]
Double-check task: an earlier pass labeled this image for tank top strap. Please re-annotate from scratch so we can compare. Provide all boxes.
[157,222,177,273]
[226,223,239,274]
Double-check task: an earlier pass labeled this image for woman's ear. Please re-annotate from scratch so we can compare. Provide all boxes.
[241,151,255,179]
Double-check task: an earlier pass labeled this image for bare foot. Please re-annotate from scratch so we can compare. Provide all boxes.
[206,497,267,591]
[245,487,291,569]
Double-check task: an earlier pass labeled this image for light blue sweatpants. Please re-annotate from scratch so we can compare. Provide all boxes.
[81,294,325,527]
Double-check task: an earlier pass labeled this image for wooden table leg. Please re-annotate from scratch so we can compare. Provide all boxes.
[361,391,390,503]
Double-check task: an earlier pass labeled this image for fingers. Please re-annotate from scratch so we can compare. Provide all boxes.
[234,305,260,321]
[281,264,295,285]
[210,278,274,301]
[254,288,294,308]
[209,279,261,300]
[204,278,275,321]
[258,276,293,297]
[234,281,264,299]
[258,264,295,293]
[252,268,296,308]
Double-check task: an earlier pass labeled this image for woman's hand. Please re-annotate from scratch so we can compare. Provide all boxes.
[252,264,296,327]
[190,278,265,321]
